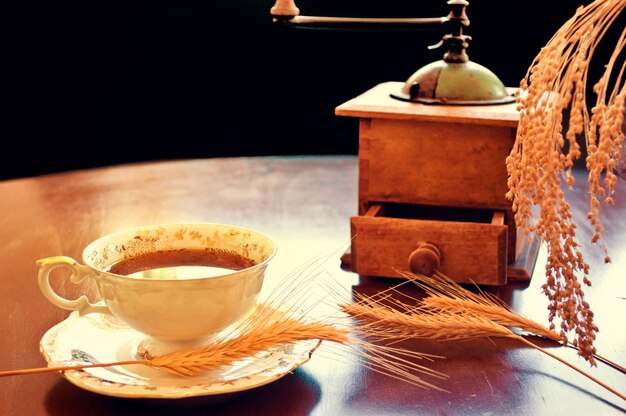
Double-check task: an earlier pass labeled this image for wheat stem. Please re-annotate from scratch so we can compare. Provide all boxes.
[515,335,626,401]
[0,360,147,377]
[566,346,626,374]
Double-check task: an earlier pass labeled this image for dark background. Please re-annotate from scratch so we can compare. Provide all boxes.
[5,0,588,180]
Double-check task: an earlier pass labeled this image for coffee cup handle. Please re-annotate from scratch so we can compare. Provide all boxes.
[37,256,109,315]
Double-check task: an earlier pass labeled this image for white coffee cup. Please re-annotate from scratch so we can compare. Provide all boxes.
[37,223,277,356]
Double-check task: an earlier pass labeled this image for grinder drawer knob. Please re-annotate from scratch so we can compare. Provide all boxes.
[408,242,441,276]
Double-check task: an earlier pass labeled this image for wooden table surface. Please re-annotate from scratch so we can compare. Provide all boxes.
[0,156,624,415]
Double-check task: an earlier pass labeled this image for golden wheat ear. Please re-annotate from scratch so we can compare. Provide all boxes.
[398,270,562,342]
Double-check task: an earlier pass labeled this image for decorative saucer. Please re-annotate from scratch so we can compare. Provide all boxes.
[40,311,321,399]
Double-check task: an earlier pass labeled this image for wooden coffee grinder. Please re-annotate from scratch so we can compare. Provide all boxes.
[271,0,540,285]
[335,81,542,285]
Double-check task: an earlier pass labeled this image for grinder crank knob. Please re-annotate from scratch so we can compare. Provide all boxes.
[408,242,441,276]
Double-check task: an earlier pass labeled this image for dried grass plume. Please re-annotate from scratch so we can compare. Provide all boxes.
[505,0,625,364]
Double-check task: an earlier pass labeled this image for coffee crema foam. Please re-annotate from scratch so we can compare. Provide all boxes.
[106,248,257,280]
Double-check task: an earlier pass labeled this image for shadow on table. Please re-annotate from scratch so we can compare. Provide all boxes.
[44,367,320,415]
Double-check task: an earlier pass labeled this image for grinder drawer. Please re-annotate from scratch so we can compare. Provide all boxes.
[350,203,508,285]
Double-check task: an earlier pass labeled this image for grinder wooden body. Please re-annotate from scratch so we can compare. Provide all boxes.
[336,82,539,285]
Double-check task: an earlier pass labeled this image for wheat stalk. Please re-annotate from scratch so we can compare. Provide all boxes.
[399,270,626,373]
[0,305,347,378]
[148,306,349,376]
[343,300,516,341]
[400,270,563,342]
[341,277,626,401]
